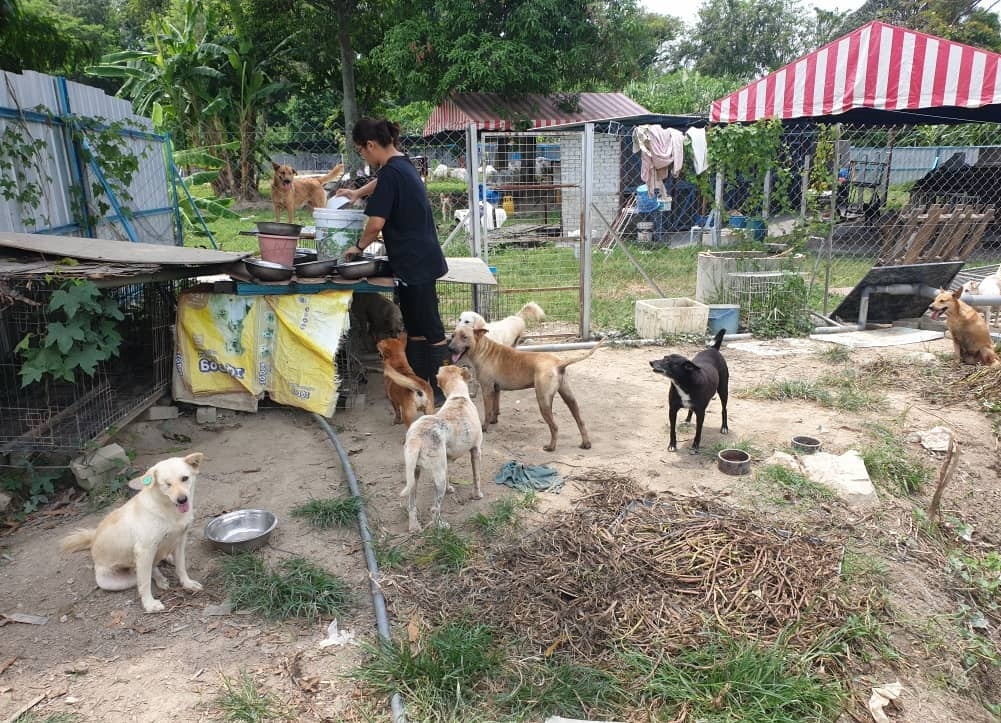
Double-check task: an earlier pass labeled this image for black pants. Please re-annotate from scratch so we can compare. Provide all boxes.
[395,281,445,344]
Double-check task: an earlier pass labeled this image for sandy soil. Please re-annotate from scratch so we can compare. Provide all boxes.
[1,336,999,722]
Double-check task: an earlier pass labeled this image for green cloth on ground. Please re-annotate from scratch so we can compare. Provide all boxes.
[494,461,564,493]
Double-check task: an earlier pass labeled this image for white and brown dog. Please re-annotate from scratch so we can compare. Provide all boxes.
[398,365,482,532]
[61,453,205,613]
[457,301,545,348]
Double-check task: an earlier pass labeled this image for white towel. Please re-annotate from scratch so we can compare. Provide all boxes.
[686,127,708,175]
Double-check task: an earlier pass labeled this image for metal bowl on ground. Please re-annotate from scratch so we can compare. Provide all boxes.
[294,258,338,278]
[255,221,302,237]
[205,509,278,553]
[792,435,822,454]
[336,256,391,280]
[244,258,294,282]
[717,448,751,476]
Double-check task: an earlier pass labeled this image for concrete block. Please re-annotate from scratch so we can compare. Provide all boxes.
[195,406,217,424]
[801,451,879,510]
[143,405,180,421]
[70,443,130,492]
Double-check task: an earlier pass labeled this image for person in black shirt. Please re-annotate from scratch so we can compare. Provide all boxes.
[338,118,449,403]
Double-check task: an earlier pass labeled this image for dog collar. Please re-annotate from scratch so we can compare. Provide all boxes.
[142,474,152,486]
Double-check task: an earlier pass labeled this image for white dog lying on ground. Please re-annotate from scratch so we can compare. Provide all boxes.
[60,453,205,613]
[458,301,545,347]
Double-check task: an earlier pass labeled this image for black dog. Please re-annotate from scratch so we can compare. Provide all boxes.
[649,329,729,454]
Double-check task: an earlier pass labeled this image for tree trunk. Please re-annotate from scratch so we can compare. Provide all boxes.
[337,0,361,174]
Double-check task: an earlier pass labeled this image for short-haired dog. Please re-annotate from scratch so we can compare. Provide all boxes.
[60,453,205,613]
[378,334,434,427]
[271,162,344,223]
[448,325,601,451]
[928,288,999,366]
[398,365,482,532]
[457,301,545,348]
[649,329,730,453]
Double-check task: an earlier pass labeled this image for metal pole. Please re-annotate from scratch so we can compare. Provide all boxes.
[580,123,594,340]
[713,171,724,247]
[825,124,840,316]
[467,123,484,315]
[800,155,811,219]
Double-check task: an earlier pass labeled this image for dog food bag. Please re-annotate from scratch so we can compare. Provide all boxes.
[313,208,366,261]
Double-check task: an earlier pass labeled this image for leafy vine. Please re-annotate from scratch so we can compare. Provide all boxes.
[15,278,124,387]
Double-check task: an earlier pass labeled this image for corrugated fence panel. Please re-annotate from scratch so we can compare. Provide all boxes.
[0,70,176,244]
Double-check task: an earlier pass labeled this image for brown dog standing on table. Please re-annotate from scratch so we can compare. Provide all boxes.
[399,365,482,532]
[271,162,344,223]
[378,334,435,427]
[928,288,999,366]
[60,453,205,613]
[448,325,601,451]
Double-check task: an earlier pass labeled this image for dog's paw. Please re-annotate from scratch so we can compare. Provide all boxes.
[579,441,591,450]
[689,447,699,455]
[182,579,203,592]
[668,444,678,452]
[143,599,166,613]
[543,443,556,452]
[720,425,729,434]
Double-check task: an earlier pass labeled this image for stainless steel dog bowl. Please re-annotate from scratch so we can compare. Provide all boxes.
[336,256,391,280]
[294,247,318,264]
[792,435,822,454]
[294,258,338,278]
[255,221,302,237]
[717,448,751,476]
[205,509,278,553]
[244,258,294,282]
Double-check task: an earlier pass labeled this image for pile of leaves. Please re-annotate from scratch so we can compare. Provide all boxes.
[387,472,854,660]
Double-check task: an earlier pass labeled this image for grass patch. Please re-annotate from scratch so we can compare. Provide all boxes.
[817,345,852,364]
[214,669,288,722]
[757,463,834,503]
[219,554,352,622]
[861,424,931,495]
[414,525,472,571]
[352,622,503,712]
[626,636,845,722]
[840,549,889,585]
[744,372,883,412]
[471,492,536,537]
[373,533,407,569]
[290,496,361,529]
[704,437,760,459]
[949,550,1001,609]
[87,472,132,511]
[501,660,627,718]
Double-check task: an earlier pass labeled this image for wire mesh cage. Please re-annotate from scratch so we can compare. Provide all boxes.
[0,280,181,454]
[720,271,812,336]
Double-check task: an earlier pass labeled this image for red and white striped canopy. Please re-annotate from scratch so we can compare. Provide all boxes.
[423,92,649,136]
[710,21,1001,123]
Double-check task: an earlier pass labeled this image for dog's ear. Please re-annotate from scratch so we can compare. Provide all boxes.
[952,287,963,300]
[272,161,279,171]
[458,366,472,381]
[473,327,488,339]
[129,463,158,491]
[184,452,204,471]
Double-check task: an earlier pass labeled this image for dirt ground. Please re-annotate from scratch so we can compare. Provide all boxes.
[1,335,999,722]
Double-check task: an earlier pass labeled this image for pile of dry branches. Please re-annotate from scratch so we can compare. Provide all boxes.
[387,471,853,658]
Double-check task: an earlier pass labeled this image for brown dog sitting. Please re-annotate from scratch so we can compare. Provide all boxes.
[447,325,601,451]
[271,162,344,223]
[378,334,435,427]
[928,288,1000,366]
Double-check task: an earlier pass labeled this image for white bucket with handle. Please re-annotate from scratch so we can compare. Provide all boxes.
[313,208,366,261]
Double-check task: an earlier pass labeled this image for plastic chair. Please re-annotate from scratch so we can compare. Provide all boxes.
[690,209,717,246]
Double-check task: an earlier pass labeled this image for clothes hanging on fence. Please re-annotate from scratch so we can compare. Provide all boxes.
[686,127,708,175]
[632,125,685,199]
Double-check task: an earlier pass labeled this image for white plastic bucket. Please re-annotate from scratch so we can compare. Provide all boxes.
[313,208,366,261]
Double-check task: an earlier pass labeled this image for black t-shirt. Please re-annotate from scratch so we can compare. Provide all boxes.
[365,155,447,286]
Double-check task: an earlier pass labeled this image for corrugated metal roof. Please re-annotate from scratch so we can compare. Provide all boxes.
[710,20,1001,123]
[423,93,650,136]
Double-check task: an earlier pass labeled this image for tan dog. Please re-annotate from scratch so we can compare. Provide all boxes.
[928,288,999,366]
[271,162,344,223]
[439,193,454,223]
[399,365,482,532]
[458,301,545,347]
[448,326,601,451]
[378,335,434,427]
[60,453,205,613]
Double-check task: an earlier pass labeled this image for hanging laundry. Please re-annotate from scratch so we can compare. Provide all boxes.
[686,127,708,175]
[632,125,685,199]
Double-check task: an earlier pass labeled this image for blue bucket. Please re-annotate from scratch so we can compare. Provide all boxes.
[746,217,767,241]
[707,304,740,335]
[635,185,659,213]
[729,214,747,228]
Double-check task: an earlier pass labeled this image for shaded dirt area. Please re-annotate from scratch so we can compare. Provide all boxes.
[1,336,999,721]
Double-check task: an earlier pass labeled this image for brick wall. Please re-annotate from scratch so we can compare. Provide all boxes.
[560,133,622,242]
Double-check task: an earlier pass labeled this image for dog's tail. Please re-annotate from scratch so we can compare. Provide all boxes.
[383,365,435,414]
[317,162,346,184]
[557,339,605,371]
[516,301,546,325]
[60,528,96,553]
[711,328,726,350]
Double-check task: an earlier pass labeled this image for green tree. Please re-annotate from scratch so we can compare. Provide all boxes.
[0,0,104,75]
[371,0,662,101]
[625,70,742,115]
[679,0,809,79]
